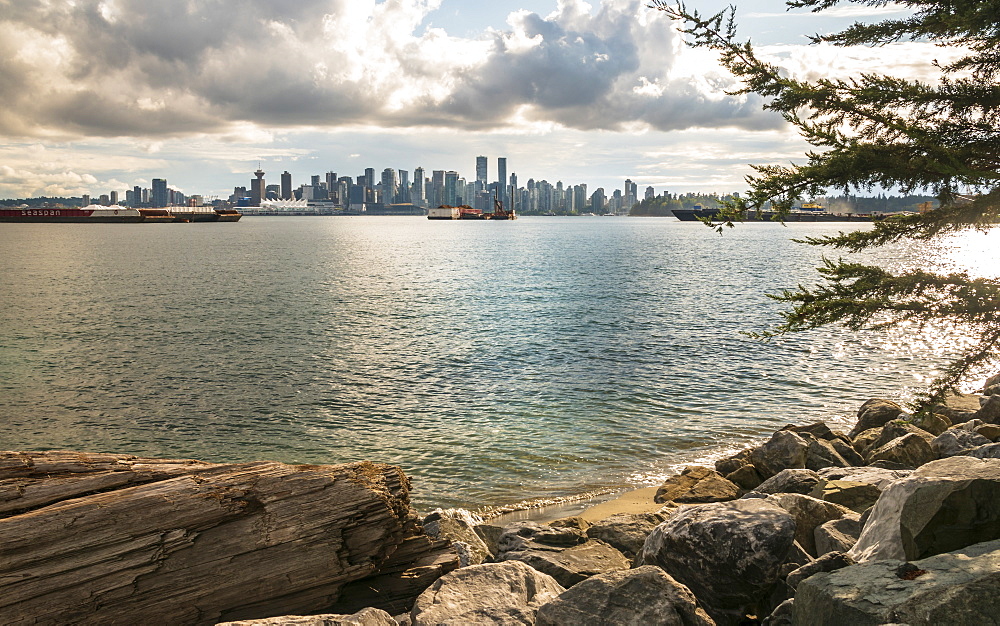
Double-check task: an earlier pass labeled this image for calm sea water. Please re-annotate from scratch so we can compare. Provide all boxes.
[0,217,993,510]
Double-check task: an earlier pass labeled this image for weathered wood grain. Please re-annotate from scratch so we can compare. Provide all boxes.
[0,451,458,625]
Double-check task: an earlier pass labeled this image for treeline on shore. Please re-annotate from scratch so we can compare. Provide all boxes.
[629,193,940,217]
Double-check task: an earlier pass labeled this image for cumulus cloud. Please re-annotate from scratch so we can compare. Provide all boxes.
[0,0,784,139]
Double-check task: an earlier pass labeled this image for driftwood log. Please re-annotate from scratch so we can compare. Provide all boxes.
[0,451,458,625]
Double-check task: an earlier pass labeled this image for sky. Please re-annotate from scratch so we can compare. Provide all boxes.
[0,0,937,200]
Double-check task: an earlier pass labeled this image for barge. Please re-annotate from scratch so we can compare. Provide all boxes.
[0,205,241,223]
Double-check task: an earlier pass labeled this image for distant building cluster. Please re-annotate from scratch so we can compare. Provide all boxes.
[86,156,651,214]
[231,156,645,215]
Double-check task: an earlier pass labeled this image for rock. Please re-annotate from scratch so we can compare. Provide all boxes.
[850,428,883,457]
[786,552,855,592]
[422,508,491,567]
[955,418,985,431]
[638,499,796,625]
[816,466,912,490]
[0,451,458,625]
[804,437,855,471]
[848,456,1000,562]
[497,522,587,554]
[767,494,855,557]
[985,384,1000,396]
[585,511,669,559]
[217,608,397,626]
[782,422,852,446]
[968,443,1000,459]
[715,448,753,476]
[762,599,794,626]
[976,424,1000,441]
[500,539,631,588]
[410,560,564,626]
[811,480,882,513]
[751,431,810,479]
[754,469,823,495]
[535,566,715,626]
[829,439,866,466]
[473,524,503,559]
[931,428,992,457]
[724,464,763,490]
[654,466,741,504]
[795,539,1000,625]
[903,412,951,436]
[984,372,1000,391]
[850,399,906,437]
[866,433,936,469]
[976,395,1000,423]
[814,517,862,555]
[549,516,591,531]
[869,420,934,452]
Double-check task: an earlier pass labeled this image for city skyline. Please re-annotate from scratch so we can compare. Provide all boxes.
[0,1,936,200]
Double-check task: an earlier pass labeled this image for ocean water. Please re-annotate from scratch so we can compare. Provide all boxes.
[1,216,994,511]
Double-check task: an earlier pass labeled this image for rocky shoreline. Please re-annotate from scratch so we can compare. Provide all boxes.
[3,374,1000,625]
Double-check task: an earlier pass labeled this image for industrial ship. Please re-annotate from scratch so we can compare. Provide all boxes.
[0,205,241,223]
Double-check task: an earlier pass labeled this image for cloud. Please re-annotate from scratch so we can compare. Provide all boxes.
[0,0,781,139]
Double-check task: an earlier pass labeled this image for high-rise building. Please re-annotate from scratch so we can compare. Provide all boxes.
[476,156,488,190]
[109,191,118,205]
[645,186,655,200]
[497,157,507,205]
[398,170,410,203]
[444,171,459,206]
[133,185,142,207]
[413,167,426,206]
[151,179,168,207]
[431,170,445,207]
[381,168,398,204]
[281,171,292,200]
[590,188,606,213]
[82,194,90,206]
[624,179,638,210]
[326,172,337,198]
[251,168,265,206]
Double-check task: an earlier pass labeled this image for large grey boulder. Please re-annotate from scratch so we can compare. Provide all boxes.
[410,561,564,626]
[814,517,862,555]
[870,421,934,450]
[754,469,823,495]
[725,464,764,490]
[810,480,882,513]
[535,566,715,626]
[931,428,992,457]
[501,539,631,588]
[638,499,796,625]
[715,448,753,476]
[654,466,741,504]
[585,511,669,559]
[850,399,906,437]
[848,456,1000,562]
[795,539,1000,625]
[497,522,587,553]
[751,431,810,479]
[422,508,491,567]
[217,608,397,626]
[815,466,912,490]
[903,412,951,436]
[497,522,629,587]
[767,494,855,557]
[968,443,1000,459]
[804,437,857,471]
[0,452,458,624]
[866,433,936,469]
[975,395,1000,423]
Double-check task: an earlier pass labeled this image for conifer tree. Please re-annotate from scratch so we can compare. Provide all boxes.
[652,0,1000,406]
